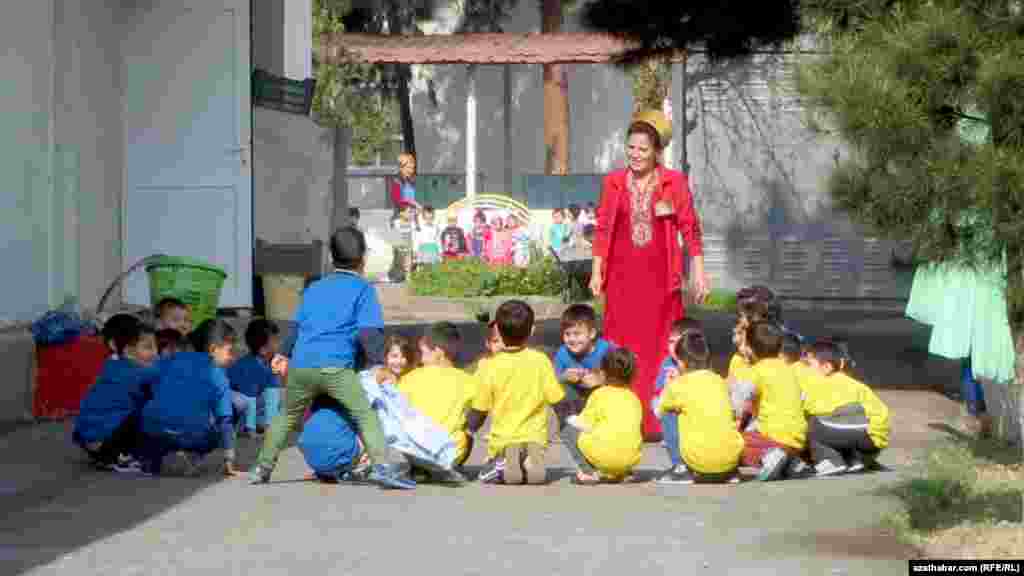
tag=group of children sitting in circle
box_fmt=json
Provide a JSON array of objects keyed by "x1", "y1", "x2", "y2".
[{"x1": 72, "y1": 226, "x2": 890, "y2": 489}]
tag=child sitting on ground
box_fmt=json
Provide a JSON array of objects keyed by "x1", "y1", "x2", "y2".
[
  {"x1": 227, "y1": 319, "x2": 282, "y2": 437},
  {"x1": 654, "y1": 331, "x2": 744, "y2": 484},
  {"x1": 74, "y1": 317, "x2": 157, "y2": 472},
  {"x1": 250, "y1": 226, "x2": 414, "y2": 489},
  {"x1": 553, "y1": 304, "x2": 613, "y2": 417},
  {"x1": 738, "y1": 321, "x2": 809, "y2": 481},
  {"x1": 102, "y1": 313, "x2": 142, "y2": 358},
  {"x1": 399, "y1": 322, "x2": 478, "y2": 474},
  {"x1": 155, "y1": 297, "x2": 192, "y2": 337},
  {"x1": 138, "y1": 319, "x2": 239, "y2": 477},
  {"x1": 469, "y1": 300, "x2": 565, "y2": 485},
  {"x1": 565, "y1": 347, "x2": 644, "y2": 485},
  {"x1": 298, "y1": 395, "x2": 369, "y2": 483},
  {"x1": 377, "y1": 334, "x2": 418, "y2": 385},
  {"x1": 652, "y1": 317, "x2": 703, "y2": 483},
  {"x1": 729, "y1": 288, "x2": 778, "y2": 432},
  {"x1": 156, "y1": 328, "x2": 189, "y2": 358},
  {"x1": 802, "y1": 339, "x2": 890, "y2": 476}
]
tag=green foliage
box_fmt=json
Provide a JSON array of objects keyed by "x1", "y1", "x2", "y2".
[
  {"x1": 408, "y1": 256, "x2": 564, "y2": 298},
  {"x1": 695, "y1": 288, "x2": 738, "y2": 313},
  {"x1": 630, "y1": 58, "x2": 671, "y2": 113},
  {"x1": 796, "y1": 0, "x2": 1024, "y2": 332}
]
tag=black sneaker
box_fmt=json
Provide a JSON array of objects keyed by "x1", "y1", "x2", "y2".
[
  {"x1": 655, "y1": 465, "x2": 694, "y2": 485},
  {"x1": 367, "y1": 464, "x2": 416, "y2": 490},
  {"x1": 785, "y1": 458, "x2": 815, "y2": 480},
  {"x1": 757, "y1": 448, "x2": 790, "y2": 482}
]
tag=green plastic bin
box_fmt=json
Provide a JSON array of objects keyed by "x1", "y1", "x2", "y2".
[{"x1": 145, "y1": 256, "x2": 227, "y2": 327}]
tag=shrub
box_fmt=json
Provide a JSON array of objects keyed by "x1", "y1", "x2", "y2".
[{"x1": 409, "y1": 256, "x2": 563, "y2": 298}]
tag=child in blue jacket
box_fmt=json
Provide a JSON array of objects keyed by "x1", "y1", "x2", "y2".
[
  {"x1": 227, "y1": 318, "x2": 281, "y2": 436},
  {"x1": 73, "y1": 317, "x2": 158, "y2": 471},
  {"x1": 138, "y1": 319, "x2": 239, "y2": 477},
  {"x1": 298, "y1": 395, "x2": 367, "y2": 482}
]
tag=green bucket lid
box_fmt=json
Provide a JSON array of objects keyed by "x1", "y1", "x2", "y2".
[{"x1": 145, "y1": 255, "x2": 227, "y2": 278}]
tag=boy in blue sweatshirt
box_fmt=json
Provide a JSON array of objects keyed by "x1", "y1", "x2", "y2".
[
  {"x1": 138, "y1": 319, "x2": 239, "y2": 477},
  {"x1": 74, "y1": 317, "x2": 158, "y2": 471},
  {"x1": 227, "y1": 318, "x2": 281, "y2": 437},
  {"x1": 297, "y1": 395, "x2": 367, "y2": 482},
  {"x1": 249, "y1": 226, "x2": 414, "y2": 489}
]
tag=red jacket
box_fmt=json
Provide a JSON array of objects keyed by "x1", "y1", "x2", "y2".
[{"x1": 592, "y1": 165, "x2": 703, "y2": 295}]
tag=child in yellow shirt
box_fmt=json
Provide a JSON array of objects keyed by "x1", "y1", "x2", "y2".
[
  {"x1": 469, "y1": 300, "x2": 564, "y2": 484},
  {"x1": 564, "y1": 347, "x2": 644, "y2": 485},
  {"x1": 655, "y1": 331, "x2": 744, "y2": 484},
  {"x1": 739, "y1": 321, "x2": 808, "y2": 481},
  {"x1": 399, "y1": 322, "x2": 478, "y2": 478},
  {"x1": 803, "y1": 339, "x2": 890, "y2": 476}
]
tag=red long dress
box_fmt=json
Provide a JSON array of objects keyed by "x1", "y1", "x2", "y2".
[{"x1": 595, "y1": 166, "x2": 703, "y2": 439}]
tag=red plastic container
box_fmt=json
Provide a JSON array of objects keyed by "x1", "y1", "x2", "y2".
[{"x1": 34, "y1": 335, "x2": 109, "y2": 419}]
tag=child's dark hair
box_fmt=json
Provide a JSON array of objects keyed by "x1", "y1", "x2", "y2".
[
  {"x1": 780, "y1": 330, "x2": 802, "y2": 363},
  {"x1": 329, "y1": 225, "x2": 367, "y2": 271},
  {"x1": 348, "y1": 207, "x2": 361, "y2": 221},
  {"x1": 385, "y1": 333, "x2": 419, "y2": 369},
  {"x1": 673, "y1": 331, "x2": 711, "y2": 371},
  {"x1": 600, "y1": 347, "x2": 636, "y2": 386},
  {"x1": 737, "y1": 285, "x2": 780, "y2": 324},
  {"x1": 810, "y1": 337, "x2": 855, "y2": 373},
  {"x1": 567, "y1": 204, "x2": 581, "y2": 219},
  {"x1": 670, "y1": 317, "x2": 703, "y2": 336},
  {"x1": 102, "y1": 313, "x2": 140, "y2": 350},
  {"x1": 189, "y1": 319, "x2": 237, "y2": 355},
  {"x1": 422, "y1": 321, "x2": 461, "y2": 362},
  {"x1": 473, "y1": 209, "x2": 487, "y2": 223},
  {"x1": 560, "y1": 303, "x2": 597, "y2": 334},
  {"x1": 422, "y1": 204, "x2": 435, "y2": 215},
  {"x1": 156, "y1": 297, "x2": 187, "y2": 318},
  {"x1": 244, "y1": 318, "x2": 280, "y2": 355},
  {"x1": 495, "y1": 299, "x2": 534, "y2": 347},
  {"x1": 746, "y1": 321, "x2": 784, "y2": 361},
  {"x1": 107, "y1": 316, "x2": 148, "y2": 356},
  {"x1": 156, "y1": 328, "x2": 189, "y2": 355}
]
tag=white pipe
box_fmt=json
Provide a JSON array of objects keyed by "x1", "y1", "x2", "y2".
[{"x1": 466, "y1": 64, "x2": 477, "y2": 198}]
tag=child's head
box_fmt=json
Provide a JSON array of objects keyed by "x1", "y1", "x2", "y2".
[
  {"x1": 585, "y1": 202, "x2": 596, "y2": 215},
  {"x1": 398, "y1": 152, "x2": 416, "y2": 180},
  {"x1": 385, "y1": 334, "x2": 418, "y2": 377},
  {"x1": 673, "y1": 330, "x2": 711, "y2": 371},
  {"x1": 560, "y1": 304, "x2": 598, "y2": 355},
  {"x1": 807, "y1": 338, "x2": 854, "y2": 376},
  {"x1": 245, "y1": 318, "x2": 280, "y2": 360},
  {"x1": 552, "y1": 208, "x2": 564, "y2": 224},
  {"x1": 745, "y1": 321, "x2": 784, "y2": 362},
  {"x1": 348, "y1": 207, "x2": 361, "y2": 225},
  {"x1": 485, "y1": 320, "x2": 504, "y2": 355},
  {"x1": 494, "y1": 299, "x2": 534, "y2": 348},
  {"x1": 596, "y1": 347, "x2": 636, "y2": 387},
  {"x1": 668, "y1": 317, "x2": 703, "y2": 361},
  {"x1": 567, "y1": 204, "x2": 581, "y2": 221},
  {"x1": 506, "y1": 214, "x2": 520, "y2": 229},
  {"x1": 189, "y1": 319, "x2": 238, "y2": 367},
  {"x1": 156, "y1": 297, "x2": 191, "y2": 336},
  {"x1": 492, "y1": 215, "x2": 504, "y2": 230},
  {"x1": 421, "y1": 205, "x2": 435, "y2": 225},
  {"x1": 330, "y1": 225, "x2": 368, "y2": 272},
  {"x1": 780, "y1": 330, "x2": 802, "y2": 364},
  {"x1": 156, "y1": 328, "x2": 189, "y2": 358},
  {"x1": 111, "y1": 319, "x2": 157, "y2": 367},
  {"x1": 419, "y1": 321, "x2": 460, "y2": 366},
  {"x1": 474, "y1": 210, "x2": 487, "y2": 226},
  {"x1": 102, "y1": 313, "x2": 141, "y2": 356}
]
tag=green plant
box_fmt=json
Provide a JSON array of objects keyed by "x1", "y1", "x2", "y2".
[
  {"x1": 408, "y1": 256, "x2": 564, "y2": 298},
  {"x1": 693, "y1": 288, "x2": 738, "y2": 313}
]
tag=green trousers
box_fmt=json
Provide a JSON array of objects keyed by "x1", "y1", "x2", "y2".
[{"x1": 257, "y1": 367, "x2": 389, "y2": 470}]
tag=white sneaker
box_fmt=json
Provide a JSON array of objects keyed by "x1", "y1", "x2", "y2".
[
  {"x1": 845, "y1": 458, "x2": 865, "y2": 474},
  {"x1": 757, "y1": 448, "x2": 790, "y2": 482},
  {"x1": 814, "y1": 459, "x2": 847, "y2": 477}
]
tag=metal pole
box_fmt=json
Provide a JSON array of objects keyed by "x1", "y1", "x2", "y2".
[{"x1": 466, "y1": 64, "x2": 477, "y2": 198}]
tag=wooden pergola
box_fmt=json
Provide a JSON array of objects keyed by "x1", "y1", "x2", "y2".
[{"x1": 321, "y1": 32, "x2": 686, "y2": 197}]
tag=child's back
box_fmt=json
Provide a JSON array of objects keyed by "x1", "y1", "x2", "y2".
[
  {"x1": 298, "y1": 396, "x2": 362, "y2": 477},
  {"x1": 399, "y1": 365, "x2": 478, "y2": 458},
  {"x1": 803, "y1": 371, "x2": 890, "y2": 449},
  {"x1": 290, "y1": 273, "x2": 382, "y2": 369},
  {"x1": 227, "y1": 354, "x2": 276, "y2": 398},
  {"x1": 473, "y1": 348, "x2": 563, "y2": 456},
  {"x1": 74, "y1": 358, "x2": 156, "y2": 444},
  {"x1": 750, "y1": 357, "x2": 807, "y2": 450},
  {"x1": 142, "y1": 352, "x2": 232, "y2": 441},
  {"x1": 660, "y1": 369, "x2": 744, "y2": 474},
  {"x1": 575, "y1": 385, "x2": 643, "y2": 478}
]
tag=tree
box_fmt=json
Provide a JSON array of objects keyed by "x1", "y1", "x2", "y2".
[{"x1": 796, "y1": 0, "x2": 1024, "y2": 439}]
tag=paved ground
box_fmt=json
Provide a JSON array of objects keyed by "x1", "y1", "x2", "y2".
[{"x1": 0, "y1": 306, "x2": 973, "y2": 576}]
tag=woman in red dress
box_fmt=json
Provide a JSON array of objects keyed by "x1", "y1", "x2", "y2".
[{"x1": 590, "y1": 110, "x2": 710, "y2": 440}]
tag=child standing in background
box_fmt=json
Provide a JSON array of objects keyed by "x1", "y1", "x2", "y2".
[
  {"x1": 414, "y1": 205, "x2": 442, "y2": 266},
  {"x1": 469, "y1": 210, "x2": 492, "y2": 259},
  {"x1": 548, "y1": 209, "x2": 568, "y2": 255},
  {"x1": 565, "y1": 347, "x2": 644, "y2": 485},
  {"x1": 507, "y1": 214, "x2": 532, "y2": 267}
]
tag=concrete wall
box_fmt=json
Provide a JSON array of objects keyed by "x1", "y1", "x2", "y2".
[{"x1": 253, "y1": 106, "x2": 335, "y2": 270}]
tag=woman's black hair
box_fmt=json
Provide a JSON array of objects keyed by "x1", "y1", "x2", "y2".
[
  {"x1": 330, "y1": 225, "x2": 368, "y2": 271},
  {"x1": 673, "y1": 331, "x2": 711, "y2": 371},
  {"x1": 600, "y1": 347, "x2": 636, "y2": 386},
  {"x1": 189, "y1": 318, "x2": 237, "y2": 355}
]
